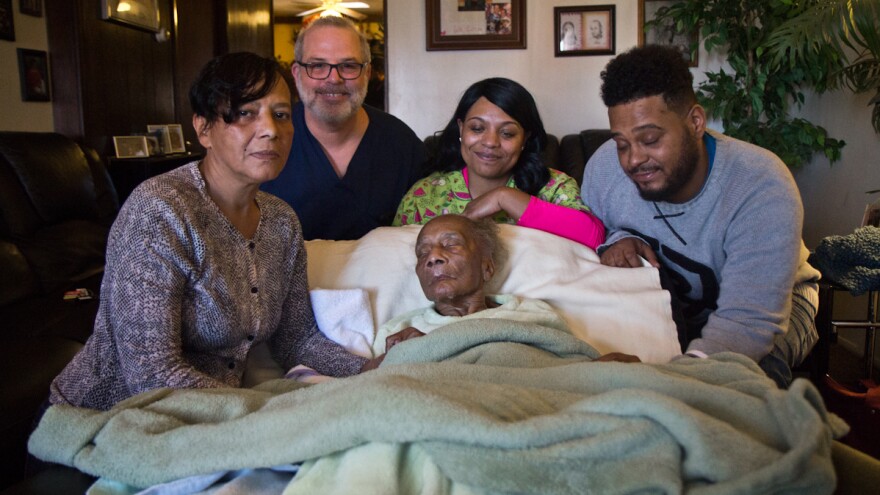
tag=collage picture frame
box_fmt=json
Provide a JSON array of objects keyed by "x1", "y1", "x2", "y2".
[{"x1": 426, "y1": 0, "x2": 526, "y2": 51}]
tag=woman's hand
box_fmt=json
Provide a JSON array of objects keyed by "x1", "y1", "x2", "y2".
[{"x1": 463, "y1": 187, "x2": 530, "y2": 221}]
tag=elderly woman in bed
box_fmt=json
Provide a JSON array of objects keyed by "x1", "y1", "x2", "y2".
[
  {"x1": 374, "y1": 214, "x2": 638, "y2": 363},
  {"x1": 392, "y1": 77, "x2": 605, "y2": 249},
  {"x1": 48, "y1": 52, "x2": 386, "y2": 412}
]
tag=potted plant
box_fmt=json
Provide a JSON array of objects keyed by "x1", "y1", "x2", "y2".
[
  {"x1": 648, "y1": 0, "x2": 848, "y2": 168},
  {"x1": 764, "y1": 0, "x2": 879, "y2": 134}
]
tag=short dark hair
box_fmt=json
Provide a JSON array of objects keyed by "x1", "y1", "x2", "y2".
[
  {"x1": 189, "y1": 52, "x2": 288, "y2": 126},
  {"x1": 433, "y1": 77, "x2": 549, "y2": 196},
  {"x1": 600, "y1": 44, "x2": 696, "y2": 113}
]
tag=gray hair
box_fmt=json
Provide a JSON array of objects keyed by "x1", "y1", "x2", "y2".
[
  {"x1": 294, "y1": 16, "x2": 371, "y2": 63},
  {"x1": 469, "y1": 218, "x2": 505, "y2": 270}
]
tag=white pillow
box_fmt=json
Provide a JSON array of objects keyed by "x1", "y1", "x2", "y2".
[{"x1": 306, "y1": 225, "x2": 680, "y2": 363}]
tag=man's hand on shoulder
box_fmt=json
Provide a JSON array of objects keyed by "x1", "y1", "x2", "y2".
[{"x1": 599, "y1": 237, "x2": 660, "y2": 268}]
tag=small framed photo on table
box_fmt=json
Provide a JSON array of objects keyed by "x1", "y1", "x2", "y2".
[
  {"x1": 554, "y1": 5, "x2": 615, "y2": 57},
  {"x1": 146, "y1": 124, "x2": 172, "y2": 155},
  {"x1": 166, "y1": 124, "x2": 186, "y2": 153},
  {"x1": 113, "y1": 136, "x2": 150, "y2": 159}
]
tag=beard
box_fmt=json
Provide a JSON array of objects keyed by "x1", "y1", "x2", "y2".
[
  {"x1": 296, "y1": 79, "x2": 367, "y2": 126},
  {"x1": 637, "y1": 131, "x2": 700, "y2": 202}
]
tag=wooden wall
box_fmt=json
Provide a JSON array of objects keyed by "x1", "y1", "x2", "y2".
[{"x1": 44, "y1": 0, "x2": 273, "y2": 157}]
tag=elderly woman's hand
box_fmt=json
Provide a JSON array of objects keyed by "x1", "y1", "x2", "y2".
[
  {"x1": 361, "y1": 327, "x2": 426, "y2": 373},
  {"x1": 463, "y1": 187, "x2": 530, "y2": 221},
  {"x1": 386, "y1": 326, "x2": 426, "y2": 351},
  {"x1": 595, "y1": 352, "x2": 642, "y2": 363}
]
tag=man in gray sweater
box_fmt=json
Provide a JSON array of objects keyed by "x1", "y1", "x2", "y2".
[{"x1": 582, "y1": 45, "x2": 820, "y2": 387}]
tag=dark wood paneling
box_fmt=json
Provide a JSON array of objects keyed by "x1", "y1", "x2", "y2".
[
  {"x1": 45, "y1": 0, "x2": 84, "y2": 142},
  {"x1": 44, "y1": 0, "x2": 271, "y2": 158},
  {"x1": 220, "y1": 0, "x2": 273, "y2": 56},
  {"x1": 174, "y1": 0, "x2": 218, "y2": 151}
]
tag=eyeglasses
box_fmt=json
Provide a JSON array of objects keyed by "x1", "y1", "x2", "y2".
[{"x1": 295, "y1": 61, "x2": 368, "y2": 80}]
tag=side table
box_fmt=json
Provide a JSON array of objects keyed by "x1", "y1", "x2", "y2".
[{"x1": 108, "y1": 152, "x2": 204, "y2": 204}]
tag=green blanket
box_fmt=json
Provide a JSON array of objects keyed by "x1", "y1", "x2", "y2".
[{"x1": 30, "y1": 319, "x2": 847, "y2": 494}]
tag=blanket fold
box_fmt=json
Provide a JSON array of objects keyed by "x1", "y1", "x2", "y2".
[{"x1": 30, "y1": 320, "x2": 847, "y2": 494}]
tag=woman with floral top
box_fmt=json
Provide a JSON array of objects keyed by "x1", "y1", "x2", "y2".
[{"x1": 393, "y1": 77, "x2": 605, "y2": 249}]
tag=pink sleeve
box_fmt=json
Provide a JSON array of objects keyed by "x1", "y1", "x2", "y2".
[{"x1": 517, "y1": 196, "x2": 606, "y2": 249}]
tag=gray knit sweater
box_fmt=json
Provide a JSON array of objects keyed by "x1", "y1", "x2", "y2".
[
  {"x1": 50, "y1": 162, "x2": 366, "y2": 410},
  {"x1": 582, "y1": 130, "x2": 819, "y2": 360}
]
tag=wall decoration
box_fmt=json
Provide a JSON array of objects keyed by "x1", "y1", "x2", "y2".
[
  {"x1": 17, "y1": 48, "x2": 50, "y2": 101},
  {"x1": 426, "y1": 0, "x2": 526, "y2": 51},
  {"x1": 101, "y1": 0, "x2": 160, "y2": 33},
  {"x1": 113, "y1": 136, "x2": 150, "y2": 158},
  {"x1": 0, "y1": 0, "x2": 15, "y2": 41},
  {"x1": 20, "y1": 0, "x2": 41, "y2": 17},
  {"x1": 638, "y1": 0, "x2": 698, "y2": 67},
  {"x1": 554, "y1": 5, "x2": 615, "y2": 57}
]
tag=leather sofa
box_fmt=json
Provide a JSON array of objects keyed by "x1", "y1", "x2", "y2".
[{"x1": 0, "y1": 132, "x2": 118, "y2": 490}]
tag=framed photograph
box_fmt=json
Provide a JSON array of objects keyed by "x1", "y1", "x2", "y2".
[
  {"x1": 638, "y1": 0, "x2": 699, "y2": 67},
  {"x1": 113, "y1": 136, "x2": 150, "y2": 159},
  {"x1": 146, "y1": 124, "x2": 171, "y2": 155},
  {"x1": 166, "y1": 124, "x2": 186, "y2": 153},
  {"x1": 19, "y1": 0, "x2": 41, "y2": 17},
  {"x1": 101, "y1": 0, "x2": 160, "y2": 33},
  {"x1": 426, "y1": 0, "x2": 526, "y2": 51},
  {"x1": 0, "y1": 0, "x2": 15, "y2": 41},
  {"x1": 17, "y1": 49, "x2": 50, "y2": 101},
  {"x1": 554, "y1": 5, "x2": 615, "y2": 57}
]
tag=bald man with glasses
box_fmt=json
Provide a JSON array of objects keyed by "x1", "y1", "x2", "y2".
[{"x1": 262, "y1": 16, "x2": 426, "y2": 240}]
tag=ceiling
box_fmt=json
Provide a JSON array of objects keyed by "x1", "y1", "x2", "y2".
[{"x1": 273, "y1": 1, "x2": 385, "y2": 21}]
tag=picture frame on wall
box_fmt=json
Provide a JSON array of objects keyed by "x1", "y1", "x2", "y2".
[
  {"x1": 19, "y1": 0, "x2": 42, "y2": 17},
  {"x1": 17, "y1": 48, "x2": 50, "y2": 102},
  {"x1": 638, "y1": 0, "x2": 699, "y2": 67},
  {"x1": 0, "y1": 0, "x2": 15, "y2": 42},
  {"x1": 101, "y1": 0, "x2": 160, "y2": 33},
  {"x1": 426, "y1": 0, "x2": 526, "y2": 51},
  {"x1": 554, "y1": 5, "x2": 616, "y2": 57},
  {"x1": 113, "y1": 136, "x2": 150, "y2": 159}
]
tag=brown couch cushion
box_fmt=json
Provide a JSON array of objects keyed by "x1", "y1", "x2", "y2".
[
  {"x1": 16, "y1": 220, "x2": 108, "y2": 293},
  {"x1": 0, "y1": 133, "x2": 101, "y2": 237}
]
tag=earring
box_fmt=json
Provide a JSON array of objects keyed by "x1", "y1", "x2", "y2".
[{"x1": 459, "y1": 137, "x2": 462, "y2": 142}]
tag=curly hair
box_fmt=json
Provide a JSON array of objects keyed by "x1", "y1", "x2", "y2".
[
  {"x1": 600, "y1": 44, "x2": 696, "y2": 113},
  {"x1": 433, "y1": 78, "x2": 549, "y2": 196},
  {"x1": 189, "y1": 52, "x2": 288, "y2": 127}
]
